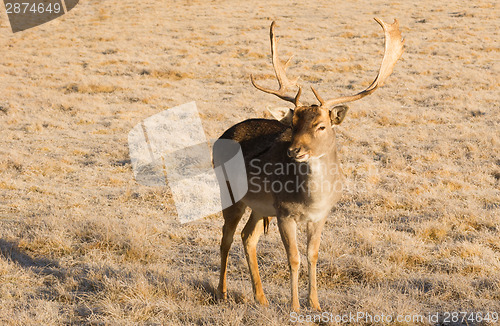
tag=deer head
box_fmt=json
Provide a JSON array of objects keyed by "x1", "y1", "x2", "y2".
[{"x1": 251, "y1": 19, "x2": 404, "y2": 162}]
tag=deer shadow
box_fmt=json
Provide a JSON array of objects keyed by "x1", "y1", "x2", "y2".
[
  {"x1": 0, "y1": 237, "x2": 245, "y2": 314},
  {"x1": 0, "y1": 238, "x2": 65, "y2": 279}
]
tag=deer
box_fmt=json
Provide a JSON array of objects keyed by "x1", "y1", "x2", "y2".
[{"x1": 213, "y1": 18, "x2": 404, "y2": 312}]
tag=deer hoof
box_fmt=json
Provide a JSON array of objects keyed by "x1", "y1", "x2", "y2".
[
  {"x1": 309, "y1": 301, "x2": 322, "y2": 312},
  {"x1": 255, "y1": 294, "x2": 269, "y2": 307},
  {"x1": 216, "y1": 290, "x2": 227, "y2": 301}
]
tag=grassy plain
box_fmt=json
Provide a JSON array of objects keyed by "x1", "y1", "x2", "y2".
[{"x1": 0, "y1": 0, "x2": 498, "y2": 324}]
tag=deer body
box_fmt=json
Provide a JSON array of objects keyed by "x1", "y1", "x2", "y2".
[
  {"x1": 215, "y1": 19, "x2": 404, "y2": 311},
  {"x1": 221, "y1": 115, "x2": 343, "y2": 221}
]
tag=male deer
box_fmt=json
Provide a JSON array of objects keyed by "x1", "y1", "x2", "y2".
[{"x1": 214, "y1": 18, "x2": 404, "y2": 312}]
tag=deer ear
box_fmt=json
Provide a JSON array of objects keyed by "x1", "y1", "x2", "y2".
[
  {"x1": 329, "y1": 105, "x2": 349, "y2": 125},
  {"x1": 267, "y1": 107, "x2": 294, "y2": 126}
]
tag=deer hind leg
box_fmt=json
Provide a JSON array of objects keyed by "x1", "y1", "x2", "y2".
[
  {"x1": 277, "y1": 216, "x2": 300, "y2": 312},
  {"x1": 217, "y1": 202, "x2": 246, "y2": 301},
  {"x1": 241, "y1": 211, "x2": 270, "y2": 306},
  {"x1": 306, "y1": 217, "x2": 327, "y2": 311}
]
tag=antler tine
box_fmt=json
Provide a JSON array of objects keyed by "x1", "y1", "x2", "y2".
[
  {"x1": 250, "y1": 21, "x2": 302, "y2": 106},
  {"x1": 313, "y1": 18, "x2": 405, "y2": 108}
]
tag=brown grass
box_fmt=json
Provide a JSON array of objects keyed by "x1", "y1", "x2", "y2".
[{"x1": 0, "y1": 0, "x2": 498, "y2": 324}]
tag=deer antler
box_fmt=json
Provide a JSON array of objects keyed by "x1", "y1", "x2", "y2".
[
  {"x1": 311, "y1": 18, "x2": 404, "y2": 108},
  {"x1": 251, "y1": 21, "x2": 302, "y2": 107}
]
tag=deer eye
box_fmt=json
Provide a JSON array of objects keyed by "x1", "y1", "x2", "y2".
[{"x1": 316, "y1": 125, "x2": 326, "y2": 131}]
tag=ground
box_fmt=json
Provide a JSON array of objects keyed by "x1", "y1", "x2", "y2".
[{"x1": 0, "y1": 0, "x2": 498, "y2": 325}]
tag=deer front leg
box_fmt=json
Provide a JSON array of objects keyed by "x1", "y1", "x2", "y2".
[
  {"x1": 241, "y1": 212, "x2": 269, "y2": 306},
  {"x1": 277, "y1": 216, "x2": 300, "y2": 312},
  {"x1": 307, "y1": 217, "x2": 327, "y2": 311}
]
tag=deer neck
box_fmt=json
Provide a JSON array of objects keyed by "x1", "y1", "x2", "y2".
[
  {"x1": 302, "y1": 146, "x2": 340, "y2": 202},
  {"x1": 308, "y1": 143, "x2": 338, "y2": 173}
]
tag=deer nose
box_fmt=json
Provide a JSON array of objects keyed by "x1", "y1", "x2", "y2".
[{"x1": 287, "y1": 147, "x2": 300, "y2": 157}]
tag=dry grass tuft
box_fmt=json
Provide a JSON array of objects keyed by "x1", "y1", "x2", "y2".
[{"x1": 0, "y1": 0, "x2": 498, "y2": 324}]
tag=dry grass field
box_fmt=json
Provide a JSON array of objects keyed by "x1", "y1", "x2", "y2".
[{"x1": 0, "y1": 0, "x2": 499, "y2": 324}]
